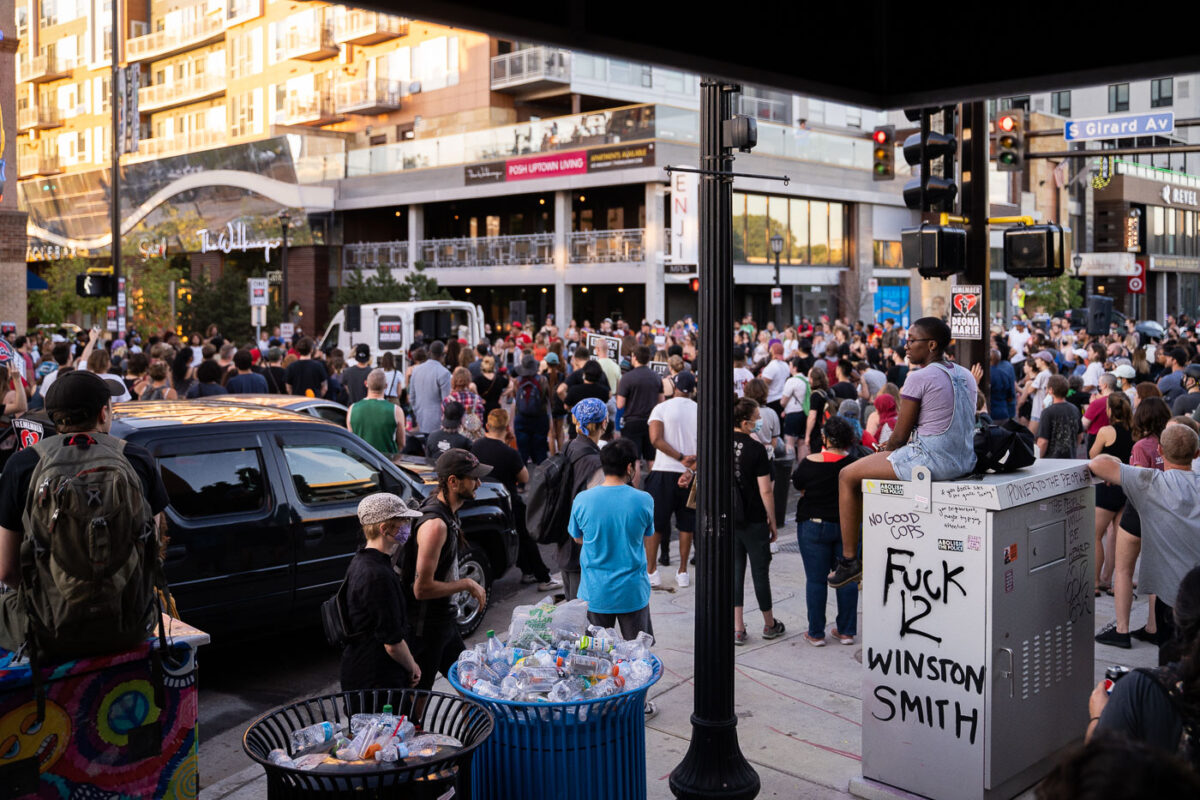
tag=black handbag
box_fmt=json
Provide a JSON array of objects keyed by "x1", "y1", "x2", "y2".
[
  {"x1": 320, "y1": 578, "x2": 363, "y2": 647},
  {"x1": 973, "y1": 419, "x2": 1037, "y2": 475}
]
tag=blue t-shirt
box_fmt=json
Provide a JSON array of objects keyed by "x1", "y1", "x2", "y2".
[
  {"x1": 570, "y1": 484, "x2": 654, "y2": 614},
  {"x1": 226, "y1": 372, "x2": 269, "y2": 394}
]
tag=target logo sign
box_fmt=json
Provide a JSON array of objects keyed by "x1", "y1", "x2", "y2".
[{"x1": 1127, "y1": 258, "x2": 1146, "y2": 294}]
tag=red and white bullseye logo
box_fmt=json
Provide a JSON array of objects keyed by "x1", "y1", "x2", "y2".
[{"x1": 1127, "y1": 276, "x2": 1144, "y2": 293}]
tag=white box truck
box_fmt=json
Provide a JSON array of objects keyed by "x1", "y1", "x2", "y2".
[{"x1": 319, "y1": 300, "x2": 487, "y2": 369}]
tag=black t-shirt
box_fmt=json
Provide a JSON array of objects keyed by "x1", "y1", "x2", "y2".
[
  {"x1": 0, "y1": 435, "x2": 170, "y2": 531},
  {"x1": 792, "y1": 452, "x2": 859, "y2": 521},
  {"x1": 793, "y1": 355, "x2": 815, "y2": 376},
  {"x1": 1096, "y1": 667, "x2": 1184, "y2": 755},
  {"x1": 471, "y1": 437, "x2": 525, "y2": 495},
  {"x1": 807, "y1": 391, "x2": 831, "y2": 454},
  {"x1": 832, "y1": 381, "x2": 858, "y2": 401},
  {"x1": 341, "y1": 364, "x2": 373, "y2": 405},
  {"x1": 617, "y1": 366, "x2": 663, "y2": 422},
  {"x1": 1173, "y1": 392, "x2": 1200, "y2": 417},
  {"x1": 425, "y1": 429, "x2": 472, "y2": 458},
  {"x1": 263, "y1": 365, "x2": 288, "y2": 395},
  {"x1": 1037, "y1": 401, "x2": 1081, "y2": 458},
  {"x1": 886, "y1": 364, "x2": 909, "y2": 388},
  {"x1": 285, "y1": 359, "x2": 328, "y2": 397},
  {"x1": 185, "y1": 382, "x2": 228, "y2": 398},
  {"x1": 340, "y1": 547, "x2": 410, "y2": 691},
  {"x1": 732, "y1": 431, "x2": 771, "y2": 523},
  {"x1": 565, "y1": 367, "x2": 611, "y2": 395}
]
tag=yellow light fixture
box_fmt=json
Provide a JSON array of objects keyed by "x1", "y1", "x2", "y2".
[
  {"x1": 541, "y1": 287, "x2": 548, "y2": 293},
  {"x1": 578, "y1": 195, "x2": 586, "y2": 202},
  {"x1": 617, "y1": 286, "x2": 624, "y2": 293},
  {"x1": 394, "y1": 210, "x2": 401, "y2": 217},
  {"x1": 581, "y1": 287, "x2": 588, "y2": 293},
  {"x1": 465, "y1": 287, "x2": 471, "y2": 294},
  {"x1": 539, "y1": 198, "x2": 545, "y2": 205}
]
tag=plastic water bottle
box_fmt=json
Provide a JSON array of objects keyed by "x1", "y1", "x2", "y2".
[
  {"x1": 268, "y1": 748, "x2": 295, "y2": 767},
  {"x1": 612, "y1": 658, "x2": 654, "y2": 690},
  {"x1": 558, "y1": 654, "x2": 612, "y2": 677},
  {"x1": 524, "y1": 650, "x2": 557, "y2": 669},
  {"x1": 349, "y1": 704, "x2": 400, "y2": 737},
  {"x1": 485, "y1": 629, "x2": 504, "y2": 661},
  {"x1": 458, "y1": 662, "x2": 480, "y2": 689},
  {"x1": 515, "y1": 667, "x2": 561, "y2": 692},
  {"x1": 613, "y1": 632, "x2": 654, "y2": 661},
  {"x1": 547, "y1": 677, "x2": 590, "y2": 702},
  {"x1": 500, "y1": 674, "x2": 526, "y2": 701},
  {"x1": 577, "y1": 635, "x2": 615, "y2": 655},
  {"x1": 289, "y1": 721, "x2": 341, "y2": 755},
  {"x1": 392, "y1": 715, "x2": 416, "y2": 742},
  {"x1": 582, "y1": 676, "x2": 625, "y2": 699},
  {"x1": 473, "y1": 680, "x2": 503, "y2": 699},
  {"x1": 498, "y1": 646, "x2": 531, "y2": 665},
  {"x1": 457, "y1": 649, "x2": 484, "y2": 668}
]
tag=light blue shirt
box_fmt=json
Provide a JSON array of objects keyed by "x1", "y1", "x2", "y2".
[{"x1": 570, "y1": 484, "x2": 654, "y2": 614}]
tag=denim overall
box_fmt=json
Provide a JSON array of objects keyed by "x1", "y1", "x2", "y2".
[{"x1": 888, "y1": 360, "x2": 978, "y2": 481}]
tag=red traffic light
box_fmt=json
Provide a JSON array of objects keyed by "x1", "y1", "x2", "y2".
[
  {"x1": 689, "y1": 277, "x2": 700, "y2": 292},
  {"x1": 999, "y1": 115, "x2": 1017, "y2": 133},
  {"x1": 873, "y1": 128, "x2": 889, "y2": 144}
]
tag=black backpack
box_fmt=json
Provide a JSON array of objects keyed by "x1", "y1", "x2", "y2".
[
  {"x1": 320, "y1": 576, "x2": 362, "y2": 648},
  {"x1": 525, "y1": 444, "x2": 593, "y2": 545},
  {"x1": 972, "y1": 419, "x2": 1036, "y2": 475}
]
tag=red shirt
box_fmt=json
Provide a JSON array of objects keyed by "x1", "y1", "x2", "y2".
[{"x1": 1084, "y1": 395, "x2": 1108, "y2": 435}]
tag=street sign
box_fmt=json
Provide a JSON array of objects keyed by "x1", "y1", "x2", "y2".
[
  {"x1": 867, "y1": 278, "x2": 879, "y2": 294},
  {"x1": 1127, "y1": 259, "x2": 1146, "y2": 294},
  {"x1": 106, "y1": 306, "x2": 118, "y2": 332},
  {"x1": 1065, "y1": 112, "x2": 1174, "y2": 142},
  {"x1": 123, "y1": 65, "x2": 140, "y2": 155},
  {"x1": 770, "y1": 287, "x2": 782, "y2": 305},
  {"x1": 248, "y1": 277, "x2": 269, "y2": 307},
  {"x1": 949, "y1": 284, "x2": 982, "y2": 340},
  {"x1": 266, "y1": 270, "x2": 283, "y2": 284},
  {"x1": 280, "y1": 323, "x2": 295, "y2": 340},
  {"x1": 1075, "y1": 252, "x2": 1139, "y2": 276}
]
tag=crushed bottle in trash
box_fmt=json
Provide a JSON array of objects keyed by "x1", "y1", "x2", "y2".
[
  {"x1": 289, "y1": 721, "x2": 343, "y2": 756},
  {"x1": 268, "y1": 749, "x2": 294, "y2": 767}
]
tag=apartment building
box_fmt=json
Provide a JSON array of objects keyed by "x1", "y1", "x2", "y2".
[{"x1": 17, "y1": 0, "x2": 918, "y2": 332}]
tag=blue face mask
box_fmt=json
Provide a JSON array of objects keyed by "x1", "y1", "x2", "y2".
[{"x1": 752, "y1": 418, "x2": 763, "y2": 434}]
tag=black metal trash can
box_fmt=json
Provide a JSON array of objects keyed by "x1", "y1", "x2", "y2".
[
  {"x1": 243, "y1": 688, "x2": 493, "y2": 799},
  {"x1": 773, "y1": 455, "x2": 794, "y2": 529}
]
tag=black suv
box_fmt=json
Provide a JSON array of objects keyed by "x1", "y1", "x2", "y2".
[{"x1": 108, "y1": 401, "x2": 517, "y2": 638}]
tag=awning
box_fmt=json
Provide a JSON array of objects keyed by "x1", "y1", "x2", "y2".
[{"x1": 27, "y1": 270, "x2": 48, "y2": 291}]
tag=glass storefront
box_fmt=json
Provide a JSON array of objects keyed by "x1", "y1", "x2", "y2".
[{"x1": 732, "y1": 191, "x2": 850, "y2": 267}]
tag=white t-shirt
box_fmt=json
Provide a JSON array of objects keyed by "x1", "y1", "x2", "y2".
[
  {"x1": 648, "y1": 397, "x2": 697, "y2": 474},
  {"x1": 782, "y1": 338, "x2": 799, "y2": 359},
  {"x1": 1082, "y1": 361, "x2": 1105, "y2": 390},
  {"x1": 761, "y1": 358, "x2": 790, "y2": 403},
  {"x1": 732, "y1": 367, "x2": 753, "y2": 397},
  {"x1": 782, "y1": 374, "x2": 810, "y2": 415},
  {"x1": 1031, "y1": 369, "x2": 1050, "y2": 420},
  {"x1": 1008, "y1": 329, "x2": 1031, "y2": 363}
]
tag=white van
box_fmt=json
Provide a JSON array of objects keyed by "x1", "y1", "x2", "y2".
[{"x1": 320, "y1": 300, "x2": 486, "y2": 369}]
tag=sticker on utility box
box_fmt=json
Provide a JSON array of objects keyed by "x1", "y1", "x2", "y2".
[{"x1": 1003, "y1": 543, "x2": 1018, "y2": 564}]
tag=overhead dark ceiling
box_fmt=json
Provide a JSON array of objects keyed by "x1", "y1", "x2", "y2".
[{"x1": 375, "y1": 1, "x2": 1200, "y2": 108}]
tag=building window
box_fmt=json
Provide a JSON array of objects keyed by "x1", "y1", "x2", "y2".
[
  {"x1": 1052, "y1": 91, "x2": 1071, "y2": 117},
  {"x1": 1000, "y1": 96, "x2": 1030, "y2": 112},
  {"x1": 1109, "y1": 83, "x2": 1130, "y2": 112},
  {"x1": 733, "y1": 192, "x2": 849, "y2": 267},
  {"x1": 1151, "y1": 78, "x2": 1173, "y2": 108},
  {"x1": 873, "y1": 241, "x2": 902, "y2": 268}
]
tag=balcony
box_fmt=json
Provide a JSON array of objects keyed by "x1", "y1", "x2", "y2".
[
  {"x1": 344, "y1": 240, "x2": 410, "y2": 271},
  {"x1": 282, "y1": 92, "x2": 341, "y2": 126},
  {"x1": 568, "y1": 229, "x2": 646, "y2": 263},
  {"x1": 127, "y1": 16, "x2": 225, "y2": 62},
  {"x1": 283, "y1": 27, "x2": 338, "y2": 61},
  {"x1": 490, "y1": 47, "x2": 571, "y2": 96},
  {"x1": 420, "y1": 234, "x2": 556, "y2": 268},
  {"x1": 138, "y1": 73, "x2": 226, "y2": 112},
  {"x1": 334, "y1": 78, "x2": 403, "y2": 115},
  {"x1": 18, "y1": 152, "x2": 62, "y2": 177},
  {"x1": 18, "y1": 53, "x2": 74, "y2": 84},
  {"x1": 333, "y1": 11, "x2": 408, "y2": 45},
  {"x1": 737, "y1": 95, "x2": 791, "y2": 125},
  {"x1": 133, "y1": 129, "x2": 228, "y2": 160},
  {"x1": 17, "y1": 106, "x2": 62, "y2": 131}
]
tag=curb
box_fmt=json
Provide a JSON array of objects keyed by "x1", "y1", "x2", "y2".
[{"x1": 200, "y1": 762, "x2": 264, "y2": 800}]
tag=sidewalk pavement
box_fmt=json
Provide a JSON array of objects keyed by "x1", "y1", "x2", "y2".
[{"x1": 202, "y1": 531, "x2": 1160, "y2": 800}]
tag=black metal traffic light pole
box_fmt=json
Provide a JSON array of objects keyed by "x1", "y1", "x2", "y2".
[
  {"x1": 960, "y1": 101, "x2": 990, "y2": 393},
  {"x1": 669, "y1": 78, "x2": 760, "y2": 800}
]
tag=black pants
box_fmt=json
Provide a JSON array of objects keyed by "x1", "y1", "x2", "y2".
[
  {"x1": 1157, "y1": 598, "x2": 1179, "y2": 666},
  {"x1": 410, "y1": 622, "x2": 465, "y2": 691},
  {"x1": 513, "y1": 498, "x2": 551, "y2": 582},
  {"x1": 733, "y1": 520, "x2": 774, "y2": 612}
]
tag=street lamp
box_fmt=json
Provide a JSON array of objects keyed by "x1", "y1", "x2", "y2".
[
  {"x1": 1073, "y1": 253, "x2": 1083, "y2": 276},
  {"x1": 770, "y1": 233, "x2": 784, "y2": 323},
  {"x1": 279, "y1": 210, "x2": 291, "y2": 324}
]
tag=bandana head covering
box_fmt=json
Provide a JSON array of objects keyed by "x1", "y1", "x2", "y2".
[{"x1": 572, "y1": 397, "x2": 608, "y2": 437}]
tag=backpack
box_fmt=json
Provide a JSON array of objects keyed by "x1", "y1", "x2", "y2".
[
  {"x1": 814, "y1": 389, "x2": 834, "y2": 426},
  {"x1": 525, "y1": 445, "x2": 591, "y2": 545},
  {"x1": 321, "y1": 573, "x2": 364, "y2": 648},
  {"x1": 972, "y1": 419, "x2": 1037, "y2": 475},
  {"x1": 18, "y1": 433, "x2": 165, "y2": 663},
  {"x1": 515, "y1": 375, "x2": 544, "y2": 417},
  {"x1": 1137, "y1": 665, "x2": 1200, "y2": 771}
]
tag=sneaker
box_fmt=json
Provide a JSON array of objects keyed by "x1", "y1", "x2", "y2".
[
  {"x1": 537, "y1": 576, "x2": 563, "y2": 592},
  {"x1": 520, "y1": 574, "x2": 537, "y2": 585},
  {"x1": 658, "y1": 550, "x2": 671, "y2": 567},
  {"x1": 644, "y1": 701, "x2": 658, "y2": 721},
  {"x1": 676, "y1": 570, "x2": 690, "y2": 588},
  {"x1": 648, "y1": 570, "x2": 662, "y2": 588},
  {"x1": 1130, "y1": 626, "x2": 1163, "y2": 644},
  {"x1": 827, "y1": 556, "x2": 862, "y2": 588},
  {"x1": 829, "y1": 627, "x2": 855, "y2": 645},
  {"x1": 802, "y1": 632, "x2": 826, "y2": 647},
  {"x1": 1095, "y1": 623, "x2": 1132, "y2": 649},
  {"x1": 763, "y1": 620, "x2": 786, "y2": 639},
  {"x1": 734, "y1": 629, "x2": 748, "y2": 646}
]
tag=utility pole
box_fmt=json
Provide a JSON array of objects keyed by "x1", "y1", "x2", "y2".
[
  {"x1": 959, "y1": 101, "x2": 990, "y2": 395},
  {"x1": 669, "y1": 79, "x2": 760, "y2": 800},
  {"x1": 110, "y1": 0, "x2": 121, "y2": 316}
]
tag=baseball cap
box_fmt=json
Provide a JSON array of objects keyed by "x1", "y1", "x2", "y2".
[
  {"x1": 357, "y1": 493, "x2": 421, "y2": 525},
  {"x1": 1185, "y1": 363, "x2": 1200, "y2": 381},
  {"x1": 442, "y1": 400, "x2": 464, "y2": 425},
  {"x1": 1108, "y1": 364, "x2": 1136, "y2": 379},
  {"x1": 44, "y1": 370, "x2": 126, "y2": 426},
  {"x1": 354, "y1": 343, "x2": 371, "y2": 363},
  {"x1": 673, "y1": 370, "x2": 697, "y2": 393},
  {"x1": 1033, "y1": 350, "x2": 1055, "y2": 364},
  {"x1": 545, "y1": 352, "x2": 560, "y2": 365},
  {"x1": 435, "y1": 448, "x2": 492, "y2": 480}
]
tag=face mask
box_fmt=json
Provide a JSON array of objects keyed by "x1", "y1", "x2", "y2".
[
  {"x1": 392, "y1": 522, "x2": 413, "y2": 548},
  {"x1": 752, "y1": 419, "x2": 763, "y2": 434}
]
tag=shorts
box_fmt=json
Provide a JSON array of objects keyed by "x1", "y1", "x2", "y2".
[
  {"x1": 1120, "y1": 504, "x2": 1141, "y2": 538},
  {"x1": 645, "y1": 470, "x2": 696, "y2": 533},
  {"x1": 1095, "y1": 482, "x2": 1126, "y2": 513},
  {"x1": 621, "y1": 418, "x2": 656, "y2": 461},
  {"x1": 782, "y1": 412, "x2": 806, "y2": 438}
]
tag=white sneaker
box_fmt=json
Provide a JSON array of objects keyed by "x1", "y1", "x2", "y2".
[
  {"x1": 676, "y1": 570, "x2": 690, "y2": 588},
  {"x1": 537, "y1": 576, "x2": 563, "y2": 592},
  {"x1": 648, "y1": 570, "x2": 662, "y2": 588}
]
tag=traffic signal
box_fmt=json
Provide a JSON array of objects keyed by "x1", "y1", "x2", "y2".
[
  {"x1": 872, "y1": 126, "x2": 895, "y2": 181},
  {"x1": 76, "y1": 273, "x2": 115, "y2": 297},
  {"x1": 902, "y1": 108, "x2": 958, "y2": 211},
  {"x1": 1004, "y1": 223, "x2": 1065, "y2": 278},
  {"x1": 995, "y1": 110, "x2": 1024, "y2": 172},
  {"x1": 689, "y1": 277, "x2": 699, "y2": 293},
  {"x1": 901, "y1": 223, "x2": 966, "y2": 278}
]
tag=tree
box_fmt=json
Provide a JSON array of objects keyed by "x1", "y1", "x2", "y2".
[
  {"x1": 179, "y1": 269, "x2": 282, "y2": 344},
  {"x1": 27, "y1": 257, "x2": 109, "y2": 326},
  {"x1": 1020, "y1": 274, "x2": 1083, "y2": 315},
  {"x1": 129, "y1": 257, "x2": 186, "y2": 336},
  {"x1": 330, "y1": 261, "x2": 450, "y2": 313}
]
